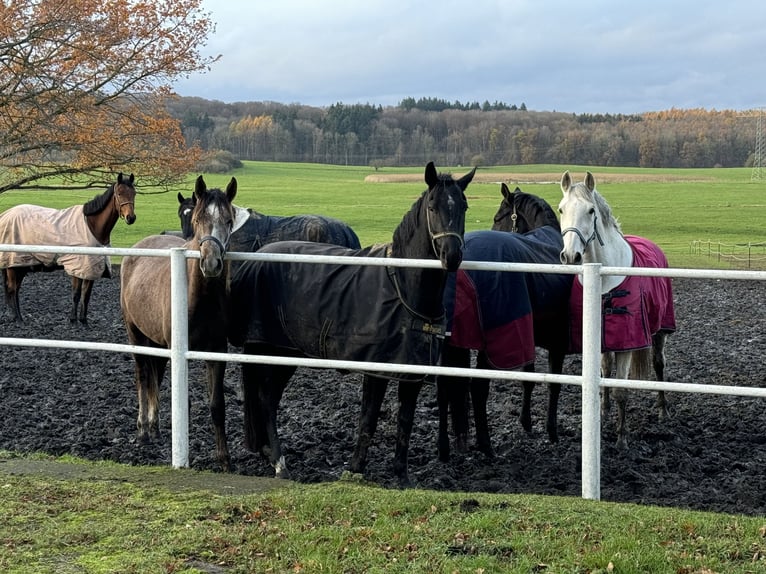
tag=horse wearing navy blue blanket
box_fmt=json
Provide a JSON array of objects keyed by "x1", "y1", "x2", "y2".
[
  {"x1": 173, "y1": 192, "x2": 361, "y2": 258},
  {"x1": 437, "y1": 185, "x2": 573, "y2": 461},
  {"x1": 228, "y1": 162, "x2": 473, "y2": 484}
]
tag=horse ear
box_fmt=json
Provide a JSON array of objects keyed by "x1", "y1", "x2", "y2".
[
  {"x1": 500, "y1": 182, "x2": 511, "y2": 199},
  {"x1": 117, "y1": 172, "x2": 124, "y2": 184},
  {"x1": 194, "y1": 175, "x2": 207, "y2": 199},
  {"x1": 177, "y1": 192, "x2": 185, "y2": 205},
  {"x1": 226, "y1": 177, "x2": 237, "y2": 202},
  {"x1": 457, "y1": 166, "x2": 476, "y2": 191},
  {"x1": 560, "y1": 171, "x2": 572, "y2": 195},
  {"x1": 584, "y1": 171, "x2": 595, "y2": 192},
  {"x1": 424, "y1": 162, "x2": 438, "y2": 188}
]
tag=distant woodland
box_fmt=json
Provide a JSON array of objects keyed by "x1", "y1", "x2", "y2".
[{"x1": 167, "y1": 96, "x2": 759, "y2": 170}]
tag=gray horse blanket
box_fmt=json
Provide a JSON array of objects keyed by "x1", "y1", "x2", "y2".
[
  {"x1": 0, "y1": 204, "x2": 111, "y2": 279},
  {"x1": 443, "y1": 227, "x2": 572, "y2": 369},
  {"x1": 229, "y1": 241, "x2": 444, "y2": 380},
  {"x1": 569, "y1": 235, "x2": 676, "y2": 352}
]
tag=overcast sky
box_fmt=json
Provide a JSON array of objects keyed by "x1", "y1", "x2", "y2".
[{"x1": 173, "y1": 0, "x2": 766, "y2": 114}]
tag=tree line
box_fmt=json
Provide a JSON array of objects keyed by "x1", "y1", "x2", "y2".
[{"x1": 171, "y1": 98, "x2": 758, "y2": 170}]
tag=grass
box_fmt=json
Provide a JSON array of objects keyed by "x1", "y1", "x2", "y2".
[
  {"x1": 1, "y1": 454, "x2": 765, "y2": 573},
  {"x1": 1, "y1": 161, "x2": 764, "y2": 268}
]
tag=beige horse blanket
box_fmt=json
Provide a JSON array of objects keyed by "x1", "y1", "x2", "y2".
[{"x1": 0, "y1": 204, "x2": 111, "y2": 279}]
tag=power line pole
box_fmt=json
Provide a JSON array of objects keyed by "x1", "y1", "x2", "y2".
[{"x1": 752, "y1": 108, "x2": 763, "y2": 181}]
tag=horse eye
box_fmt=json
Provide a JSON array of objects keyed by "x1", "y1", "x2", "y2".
[{"x1": 588, "y1": 208, "x2": 595, "y2": 214}]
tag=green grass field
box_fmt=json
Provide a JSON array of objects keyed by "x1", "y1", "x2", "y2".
[{"x1": 1, "y1": 161, "x2": 764, "y2": 268}]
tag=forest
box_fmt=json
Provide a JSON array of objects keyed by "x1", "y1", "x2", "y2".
[{"x1": 168, "y1": 96, "x2": 759, "y2": 170}]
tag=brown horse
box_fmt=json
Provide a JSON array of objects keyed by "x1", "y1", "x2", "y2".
[
  {"x1": 0, "y1": 173, "x2": 136, "y2": 323},
  {"x1": 120, "y1": 175, "x2": 236, "y2": 471}
]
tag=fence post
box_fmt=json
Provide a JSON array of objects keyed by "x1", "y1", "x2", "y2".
[
  {"x1": 581, "y1": 263, "x2": 602, "y2": 500},
  {"x1": 170, "y1": 248, "x2": 189, "y2": 468}
]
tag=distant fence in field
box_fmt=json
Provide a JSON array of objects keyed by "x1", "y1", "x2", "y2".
[{"x1": 690, "y1": 239, "x2": 766, "y2": 269}]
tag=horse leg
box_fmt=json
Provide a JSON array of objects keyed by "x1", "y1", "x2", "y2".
[
  {"x1": 78, "y1": 279, "x2": 94, "y2": 324},
  {"x1": 520, "y1": 364, "x2": 535, "y2": 433},
  {"x1": 436, "y1": 345, "x2": 471, "y2": 462},
  {"x1": 600, "y1": 351, "x2": 615, "y2": 417},
  {"x1": 205, "y1": 359, "x2": 231, "y2": 472},
  {"x1": 134, "y1": 354, "x2": 166, "y2": 443},
  {"x1": 471, "y1": 352, "x2": 493, "y2": 457},
  {"x1": 612, "y1": 352, "x2": 632, "y2": 450},
  {"x1": 349, "y1": 374, "x2": 389, "y2": 475},
  {"x1": 69, "y1": 276, "x2": 82, "y2": 323},
  {"x1": 652, "y1": 332, "x2": 669, "y2": 420},
  {"x1": 393, "y1": 380, "x2": 424, "y2": 486},
  {"x1": 253, "y1": 363, "x2": 293, "y2": 479},
  {"x1": 3, "y1": 268, "x2": 26, "y2": 322},
  {"x1": 545, "y1": 348, "x2": 566, "y2": 444}
]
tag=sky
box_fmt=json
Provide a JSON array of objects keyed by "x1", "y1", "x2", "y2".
[{"x1": 173, "y1": 0, "x2": 766, "y2": 115}]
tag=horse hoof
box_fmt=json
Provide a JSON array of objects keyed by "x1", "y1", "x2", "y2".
[{"x1": 273, "y1": 456, "x2": 290, "y2": 479}]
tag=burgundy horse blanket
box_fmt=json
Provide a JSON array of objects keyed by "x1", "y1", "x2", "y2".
[
  {"x1": 569, "y1": 235, "x2": 676, "y2": 352},
  {"x1": 0, "y1": 204, "x2": 111, "y2": 279},
  {"x1": 228, "y1": 240, "x2": 445, "y2": 381},
  {"x1": 443, "y1": 227, "x2": 573, "y2": 369}
]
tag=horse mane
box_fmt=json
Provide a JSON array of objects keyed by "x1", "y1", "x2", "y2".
[
  {"x1": 82, "y1": 185, "x2": 114, "y2": 216},
  {"x1": 514, "y1": 191, "x2": 561, "y2": 231},
  {"x1": 569, "y1": 181, "x2": 622, "y2": 233}
]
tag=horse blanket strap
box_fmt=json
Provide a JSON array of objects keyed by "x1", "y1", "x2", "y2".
[
  {"x1": 0, "y1": 204, "x2": 111, "y2": 280},
  {"x1": 443, "y1": 227, "x2": 572, "y2": 369},
  {"x1": 569, "y1": 235, "x2": 676, "y2": 353},
  {"x1": 229, "y1": 241, "x2": 445, "y2": 382}
]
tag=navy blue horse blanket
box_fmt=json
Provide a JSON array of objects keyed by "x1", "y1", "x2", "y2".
[
  {"x1": 444, "y1": 227, "x2": 572, "y2": 369},
  {"x1": 228, "y1": 241, "x2": 445, "y2": 380},
  {"x1": 569, "y1": 235, "x2": 676, "y2": 352}
]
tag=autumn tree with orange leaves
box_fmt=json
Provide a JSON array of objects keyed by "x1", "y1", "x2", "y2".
[{"x1": 0, "y1": 0, "x2": 218, "y2": 193}]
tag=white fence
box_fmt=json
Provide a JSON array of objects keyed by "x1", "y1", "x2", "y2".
[{"x1": 1, "y1": 242, "x2": 766, "y2": 501}]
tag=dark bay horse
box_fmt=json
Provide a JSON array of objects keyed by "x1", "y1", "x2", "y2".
[
  {"x1": 174, "y1": 191, "x2": 362, "y2": 257},
  {"x1": 437, "y1": 184, "x2": 572, "y2": 461},
  {"x1": 0, "y1": 173, "x2": 136, "y2": 323},
  {"x1": 228, "y1": 162, "x2": 473, "y2": 482},
  {"x1": 558, "y1": 171, "x2": 675, "y2": 450},
  {"x1": 120, "y1": 175, "x2": 236, "y2": 471}
]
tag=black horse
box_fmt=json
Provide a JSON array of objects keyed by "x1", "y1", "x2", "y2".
[
  {"x1": 437, "y1": 184, "x2": 573, "y2": 461},
  {"x1": 173, "y1": 192, "x2": 361, "y2": 257},
  {"x1": 228, "y1": 162, "x2": 473, "y2": 483}
]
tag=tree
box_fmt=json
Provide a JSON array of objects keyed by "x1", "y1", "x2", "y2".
[{"x1": 0, "y1": 0, "x2": 217, "y2": 193}]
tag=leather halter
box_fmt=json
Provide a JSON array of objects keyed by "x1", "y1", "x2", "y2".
[
  {"x1": 561, "y1": 212, "x2": 604, "y2": 249},
  {"x1": 113, "y1": 184, "x2": 135, "y2": 220},
  {"x1": 426, "y1": 195, "x2": 464, "y2": 257},
  {"x1": 198, "y1": 234, "x2": 228, "y2": 255}
]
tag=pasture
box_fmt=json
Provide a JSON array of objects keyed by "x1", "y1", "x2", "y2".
[
  {"x1": 1, "y1": 161, "x2": 765, "y2": 572},
  {"x1": 0, "y1": 161, "x2": 763, "y2": 268}
]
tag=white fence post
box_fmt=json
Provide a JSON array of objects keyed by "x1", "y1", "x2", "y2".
[
  {"x1": 170, "y1": 248, "x2": 189, "y2": 468},
  {"x1": 581, "y1": 262, "x2": 602, "y2": 500}
]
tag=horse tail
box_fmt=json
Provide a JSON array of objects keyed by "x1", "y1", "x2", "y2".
[{"x1": 629, "y1": 347, "x2": 653, "y2": 380}]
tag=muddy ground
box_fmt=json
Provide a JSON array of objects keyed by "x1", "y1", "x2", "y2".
[{"x1": 0, "y1": 268, "x2": 764, "y2": 516}]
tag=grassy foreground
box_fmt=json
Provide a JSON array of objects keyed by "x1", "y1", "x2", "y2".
[
  {"x1": 0, "y1": 161, "x2": 764, "y2": 268},
  {"x1": 1, "y1": 454, "x2": 765, "y2": 573}
]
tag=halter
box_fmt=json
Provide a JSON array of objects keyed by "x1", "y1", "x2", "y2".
[
  {"x1": 113, "y1": 185, "x2": 135, "y2": 220},
  {"x1": 509, "y1": 198, "x2": 519, "y2": 233},
  {"x1": 198, "y1": 234, "x2": 228, "y2": 255},
  {"x1": 561, "y1": 212, "x2": 604, "y2": 249},
  {"x1": 426, "y1": 196, "x2": 464, "y2": 257}
]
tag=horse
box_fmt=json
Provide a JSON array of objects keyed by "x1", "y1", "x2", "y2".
[
  {"x1": 120, "y1": 175, "x2": 236, "y2": 471},
  {"x1": 228, "y1": 162, "x2": 473, "y2": 483},
  {"x1": 0, "y1": 173, "x2": 137, "y2": 323},
  {"x1": 558, "y1": 171, "x2": 676, "y2": 450},
  {"x1": 173, "y1": 191, "x2": 362, "y2": 256},
  {"x1": 437, "y1": 184, "x2": 572, "y2": 461}
]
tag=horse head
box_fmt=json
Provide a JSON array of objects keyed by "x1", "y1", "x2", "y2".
[
  {"x1": 557, "y1": 171, "x2": 605, "y2": 265},
  {"x1": 423, "y1": 161, "x2": 472, "y2": 271},
  {"x1": 492, "y1": 183, "x2": 560, "y2": 234},
  {"x1": 191, "y1": 175, "x2": 237, "y2": 277},
  {"x1": 114, "y1": 173, "x2": 137, "y2": 225},
  {"x1": 177, "y1": 192, "x2": 196, "y2": 239}
]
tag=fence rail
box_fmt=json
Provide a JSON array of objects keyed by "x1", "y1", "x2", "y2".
[
  {"x1": 689, "y1": 239, "x2": 766, "y2": 268},
  {"x1": 1, "y1": 242, "x2": 765, "y2": 500}
]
